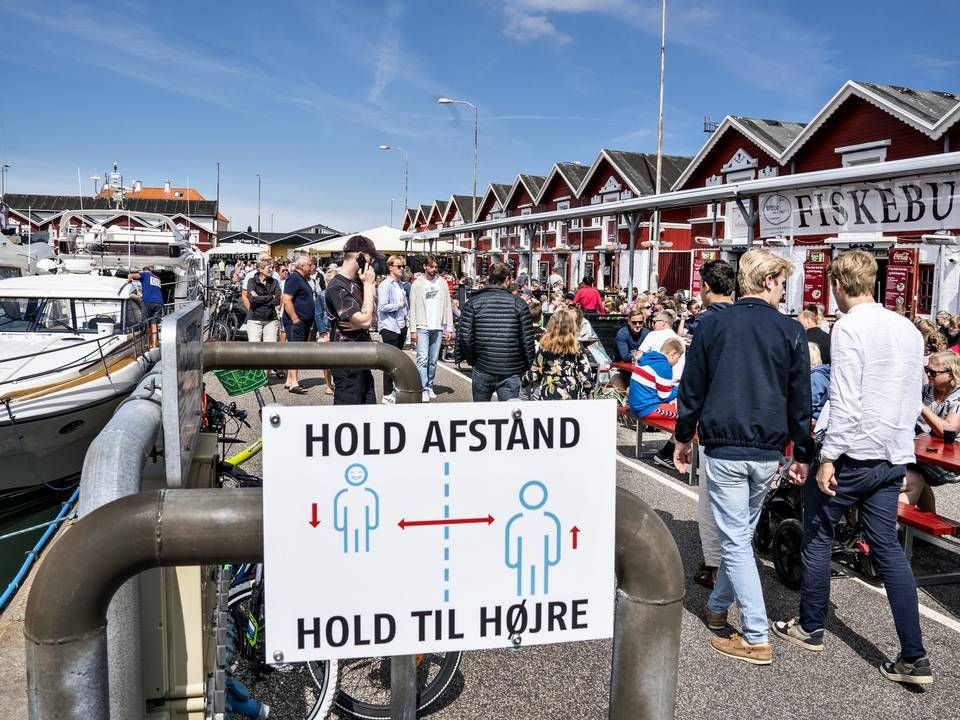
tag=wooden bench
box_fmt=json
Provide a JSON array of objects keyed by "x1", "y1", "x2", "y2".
[
  {"x1": 617, "y1": 404, "x2": 700, "y2": 485},
  {"x1": 897, "y1": 502, "x2": 960, "y2": 587}
]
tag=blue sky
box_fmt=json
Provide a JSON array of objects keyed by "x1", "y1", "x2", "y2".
[{"x1": 1, "y1": 0, "x2": 958, "y2": 233}]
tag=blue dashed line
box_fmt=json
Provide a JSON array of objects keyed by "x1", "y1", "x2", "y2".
[{"x1": 443, "y1": 463, "x2": 451, "y2": 603}]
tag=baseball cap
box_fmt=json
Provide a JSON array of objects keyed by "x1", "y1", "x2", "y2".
[
  {"x1": 564, "y1": 291, "x2": 575, "y2": 301},
  {"x1": 342, "y1": 234, "x2": 385, "y2": 259}
]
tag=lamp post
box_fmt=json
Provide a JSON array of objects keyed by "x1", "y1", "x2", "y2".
[
  {"x1": 0, "y1": 163, "x2": 9, "y2": 198},
  {"x1": 256, "y1": 174, "x2": 261, "y2": 242},
  {"x1": 648, "y1": 0, "x2": 667, "y2": 291},
  {"x1": 438, "y1": 97, "x2": 478, "y2": 275},
  {"x1": 378, "y1": 145, "x2": 408, "y2": 226}
]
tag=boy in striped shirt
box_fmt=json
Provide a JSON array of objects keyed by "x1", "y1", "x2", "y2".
[{"x1": 628, "y1": 337, "x2": 685, "y2": 419}]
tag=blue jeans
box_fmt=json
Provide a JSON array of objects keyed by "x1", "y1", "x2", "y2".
[
  {"x1": 800, "y1": 457, "x2": 925, "y2": 659},
  {"x1": 415, "y1": 328, "x2": 443, "y2": 391},
  {"x1": 705, "y1": 454, "x2": 780, "y2": 644},
  {"x1": 471, "y1": 368, "x2": 522, "y2": 402}
]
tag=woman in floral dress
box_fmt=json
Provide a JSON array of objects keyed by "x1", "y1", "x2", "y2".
[{"x1": 521, "y1": 308, "x2": 594, "y2": 400}]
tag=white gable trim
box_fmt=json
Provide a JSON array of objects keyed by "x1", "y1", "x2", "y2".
[{"x1": 576, "y1": 149, "x2": 643, "y2": 198}]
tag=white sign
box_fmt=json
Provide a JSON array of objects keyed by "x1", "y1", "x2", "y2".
[
  {"x1": 262, "y1": 400, "x2": 617, "y2": 662},
  {"x1": 760, "y1": 171, "x2": 960, "y2": 237}
]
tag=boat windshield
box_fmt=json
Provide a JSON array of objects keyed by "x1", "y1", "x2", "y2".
[{"x1": 0, "y1": 297, "x2": 124, "y2": 334}]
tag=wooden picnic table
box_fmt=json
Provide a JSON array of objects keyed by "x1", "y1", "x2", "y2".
[{"x1": 914, "y1": 433, "x2": 960, "y2": 472}]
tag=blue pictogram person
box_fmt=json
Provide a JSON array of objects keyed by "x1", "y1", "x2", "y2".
[
  {"x1": 504, "y1": 480, "x2": 561, "y2": 596},
  {"x1": 333, "y1": 463, "x2": 379, "y2": 553}
]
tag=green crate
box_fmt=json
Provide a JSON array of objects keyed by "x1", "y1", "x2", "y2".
[{"x1": 212, "y1": 369, "x2": 269, "y2": 396}]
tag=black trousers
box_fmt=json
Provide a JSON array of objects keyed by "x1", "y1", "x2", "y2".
[
  {"x1": 332, "y1": 368, "x2": 377, "y2": 405},
  {"x1": 379, "y1": 327, "x2": 407, "y2": 396}
]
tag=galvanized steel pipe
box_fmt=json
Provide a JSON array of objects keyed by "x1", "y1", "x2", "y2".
[
  {"x1": 202, "y1": 341, "x2": 422, "y2": 402},
  {"x1": 25, "y1": 489, "x2": 262, "y2": 720},
  {"x1": 609, "y1": 487, "x2": 684, "y2": 720}
]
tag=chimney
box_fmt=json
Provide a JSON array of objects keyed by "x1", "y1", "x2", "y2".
[
  {"x1": 133, "y1": 180, "x2": 142, "y2": 193},
  {"x1": 163, "y1": 180, "x2": 171, "y2": 194}
]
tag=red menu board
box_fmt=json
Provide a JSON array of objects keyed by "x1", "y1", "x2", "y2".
[
  {"x1": 802, "y1": 249, "x2": 829, "y2": 306},
  {"x1": 691, "y1": 250, "x2": 719, "y2": 295},
  {"x1": 883, "y1": 248, "x2": 916, "y2": 311}
]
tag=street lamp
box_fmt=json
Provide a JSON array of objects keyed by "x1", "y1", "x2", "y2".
[
  {"x1": 437, "y1": 98, "x2": 478, "y2": 223},
  {"x1": 438, "y1": 97, "x2": 479, "y2": 275},
  {"x1": 0, "y1": 163, "x2": 9, "y2": 198},
  {"x1": 256, "y1": 174, "x2": 261, "y2": 242},
  {"x1": 378, "y1": 145, "x2": 408, "y2": 227}
]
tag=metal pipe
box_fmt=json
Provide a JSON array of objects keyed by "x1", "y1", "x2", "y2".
[
  {"x1": 25, "y1": 489, "x2": 263, "y2": 720},
  {"x1": 202, "y1": 340, "x2": 423, "y2": 402},
  {"x1": 609, "y1": 487, "x2": 684, "y2": 720},
  {"x1": 404, "y1": 150, "x2": 960, "y2": 240},
  {"x1": 76, "y1": 366, "x2": 163, "y2": 720}
]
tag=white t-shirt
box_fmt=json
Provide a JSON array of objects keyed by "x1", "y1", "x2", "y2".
[
  {"x1": 421, "y1": 276, "x2": 446, "y2": 330},
  {"x1": 638, "y1": 328, "x2": 685, "y2": 380}
]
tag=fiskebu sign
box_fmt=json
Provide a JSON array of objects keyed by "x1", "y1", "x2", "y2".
[
  {"x1": 262, "y1": 401, "x2": 616, "y2": 662},
  {"x1": 760, "y1": 171, "x2": 960, "y2": 237}
]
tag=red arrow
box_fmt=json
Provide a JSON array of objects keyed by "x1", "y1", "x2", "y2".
[
  {"x1": 398, "y1": 515, "x2": 494, "y2": 530},
  {"x1": 571, "y1": 526, "x2": 580, "y2": 549},
  {"x1": 309, "y1": 503, "x2": 320, "y2": 528}
]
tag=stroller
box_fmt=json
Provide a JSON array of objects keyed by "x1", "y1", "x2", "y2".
[{"x1": 754, "y1": 441, "x2": 881, "y2": 589}]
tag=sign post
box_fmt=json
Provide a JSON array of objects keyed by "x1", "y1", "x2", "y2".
[
  {"x1": 262, "y1": 400, "x2": 617, "y2": 663},
  {"x1": 160, "y1": 300, "x2": 204, "y2": 488}
]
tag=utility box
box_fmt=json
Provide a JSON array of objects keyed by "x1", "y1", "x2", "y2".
[{"x1": 143, "y1": 431, "x2": 220, "y2": 720}]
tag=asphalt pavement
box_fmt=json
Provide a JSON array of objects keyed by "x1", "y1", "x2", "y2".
[{"x1": 215, "y1": 352, "x2": 960, "y2": 719}]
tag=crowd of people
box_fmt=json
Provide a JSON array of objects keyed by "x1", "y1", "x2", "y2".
[{"x1": 219, "y1": 236, "x2": 958, "y2": 687}]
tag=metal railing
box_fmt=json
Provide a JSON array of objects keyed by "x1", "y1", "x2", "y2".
[{"x1": 25, "y1": 487, "x2": 683, "y2": 720}]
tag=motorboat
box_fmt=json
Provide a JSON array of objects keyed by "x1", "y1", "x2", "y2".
[
  {"x1": 0, "y1": 205, "x2": 56, "y2": 279},
  {"x1": 0, "y1": 274, "x2": 157, "y2": 493},
  {"x1": 54, "y1": 210, "x2": 204, "y2": 307}
]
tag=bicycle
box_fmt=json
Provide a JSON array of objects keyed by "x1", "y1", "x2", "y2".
[
  {"x1": 209, "y1": 284, "x2": 246, "y2": 341},
  {"x1": 205, "y1": 373, "x2": 462, "y2": 719}
]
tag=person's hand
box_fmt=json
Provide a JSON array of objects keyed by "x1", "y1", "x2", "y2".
[
  {"x1": 361, "y1": 263, "x2": 376, "y2": 286},
  {"x1": 673, "y1": 441, "x2": 692, "y2": 473},
  {"x1": 816, "y1": 462, "x2": 837, "y2": 496},
  {"x1": 443, "y1": 330, "x2": 452, "y2": 342},
  {"x1": 788, "y1": 461, "x2": 809, "y2": 486},
  {"x1": 410, "y1": 331, "x2": 417, "y2": 343}
]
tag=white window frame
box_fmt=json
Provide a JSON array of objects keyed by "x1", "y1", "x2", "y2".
[{"x1": 835, "y1": 139, "x2": 890, "y2": 167}]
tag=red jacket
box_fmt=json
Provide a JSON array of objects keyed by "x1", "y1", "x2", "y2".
[{"x1": 573, "y1": 286, "x2": 604, "y2": 314}]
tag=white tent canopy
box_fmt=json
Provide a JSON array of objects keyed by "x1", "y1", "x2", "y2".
[
  {"x1": 205, "y1": 242, "x2": 269, "y2": 257},
  {"x1": 300, "y1": 225, "x2": 466, "y2": 254}
]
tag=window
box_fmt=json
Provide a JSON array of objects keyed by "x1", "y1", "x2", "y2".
[
  {"x1": 918, "y1": 263, "x2": 935, "y2": 315},
  {"x1": 836, "y1": 140, "x2": 890, "y2": 167}
]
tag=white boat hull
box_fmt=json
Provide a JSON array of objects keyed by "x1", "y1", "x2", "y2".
[{"x1": 0, "y1": 395, "x2": 127, "y2": 492}]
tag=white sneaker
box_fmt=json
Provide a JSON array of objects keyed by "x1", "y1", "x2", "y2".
[
  {"x1": 427, "y1": 387, "x2": 437, "y2": 400},
  {"x1": 381, "y1": 392, "x2": 396, "y2": 404},
  {"x1": 422, "y1": 390, "x2": 431, "y2": 403}
]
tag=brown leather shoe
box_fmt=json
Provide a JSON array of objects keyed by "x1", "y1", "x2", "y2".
[
  {"x1": 705, "y1": 606, "x2": 728, "y2": 630},
  {"x1": 710, "y1": 633, "x2": 772, "y2": 665}
]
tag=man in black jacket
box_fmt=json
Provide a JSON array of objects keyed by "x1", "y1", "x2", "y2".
[
  {"x1": 674, "y1": 249, "x2": 814, "y2": 666},
  {"x1": 458, "y1": 262, "x2": 535, "y2": 401}
]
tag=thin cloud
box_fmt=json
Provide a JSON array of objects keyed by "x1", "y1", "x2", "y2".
[
  {"x1": 907, "y1": 53, "x2": 960, "y2": 71},
  {"x1": 486, "y1": 114, "x2": 604, "y2": 121},
  {"x1": 502, "y1": 7, "x2": 571, "y2": 44}
]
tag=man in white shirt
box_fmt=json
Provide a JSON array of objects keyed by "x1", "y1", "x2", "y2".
[
  {"x1": 772, "y1": 250, "x2": 932, "y2": 687},
  {"x1": 639, "y1": 310, "x2": 685, "y2": 379},
  {"x1": 409, "y1": 256, "x2": 453, "y2": 402}
]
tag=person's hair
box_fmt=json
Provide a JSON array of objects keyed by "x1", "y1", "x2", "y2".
[
  {"x1": 928, "y1": 350, "x2": 960, "y2": 388},
  {"x1": 257, "y1": 258, "x2": 272, "y2": 272},
  {"x1": 528, "y1": 300, "x2": 542, "y2": 324},
  {"x1": 916, "y1": 318, "x2": 946, "y2": 354},
  {"x1": 539, "y1": 308, "x2": 580, "y2": 355},
  {"x1": 687, "y1": 299, "x2": 701, "y2": 311},
  {"x1": 293, "y1": 254, "x2": 312, "y2": 270},
  {"x1": 700, "y1": 259, "x2": 735, "y2": 296},
  {"x1": 808, "y1": 341, "x2": 822, "y2": 368},
  {"x1": 653, "y1": 310, "x2": 674, "y2": 325},
  {"x1": 826, "y1": 250, "x2": 877, "y2": 297},
  {"x1": 488, "y1": 262, "x2": 511, "y2": 286},
  {"x1": 387, "y1": 254, "x2": 404, "y2": 268},
  {"x1": 950, "y1": 317, "x2": 960, "y2": 333},
  {"x1": 935, "y1": 310, "x2": 950, "y2": 322},
  {"x1": 661, "y1": 337, "x2": 684, "y2": 356},
  {"x1": 628, "y1": 308, "x2": 646, "y2": 321},
  {"x1": 424, "y1": 255, "x2": 438, "y2": 268},
  {"x1": 737, "y1": 248, "x2": 794, "y2": 295},
  {"x1": 798, "y1": 309, "x2": 817, "y2": 326},
  {"x1": 582, "y1": 275, "x2": 594, "y2": 286}
]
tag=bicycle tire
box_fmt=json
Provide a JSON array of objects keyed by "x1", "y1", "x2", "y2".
[
  {"x1": 334, "y1": 651, "x2": 462, "y2": 720},
  {"x1": 227, "y1": 583, "x2": 338, "y2": 720},
  {"x1": 225, "y1": 314, "x2": 239, "y2": 341}
]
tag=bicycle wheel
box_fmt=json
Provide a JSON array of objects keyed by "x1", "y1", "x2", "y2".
[
  {"x1": 334, "y1": 651, "x2": 462, "y2": 720},
  {"x1": 225, "y1": 314, "x2": 240, "y2": 341},
  {"x1": 227, "y1": 582, "x2": 338, "y2": 720}
]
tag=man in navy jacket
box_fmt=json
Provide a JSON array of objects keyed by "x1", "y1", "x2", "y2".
[{"x1": 674, "y1": 249, "x2": 814, "y2": 666}]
